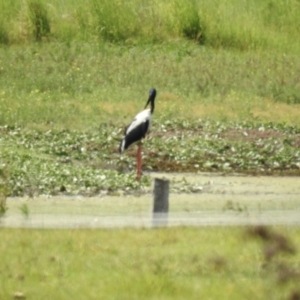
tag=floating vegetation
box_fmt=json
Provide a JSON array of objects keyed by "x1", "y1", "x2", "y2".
[{"x1": 1, "y1": 119, "x2": 300, "y2": 196}]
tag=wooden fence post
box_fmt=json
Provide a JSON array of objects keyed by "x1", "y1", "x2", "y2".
[{"x1": 152, "y1": 178, "x2": 169, "y2": 227}]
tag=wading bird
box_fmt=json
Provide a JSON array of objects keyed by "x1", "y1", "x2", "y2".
[{"x1": 119, "y1": 88, "x2": 157, "y2": 181}]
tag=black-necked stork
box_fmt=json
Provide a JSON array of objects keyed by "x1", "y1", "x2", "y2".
[{"x1": 119, "y1": 88, "x2": 157, "y2": 181}]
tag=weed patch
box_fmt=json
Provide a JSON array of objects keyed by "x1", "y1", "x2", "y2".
[{"x1": 1, "y1": 119, "x2": 300, "y2": 197}]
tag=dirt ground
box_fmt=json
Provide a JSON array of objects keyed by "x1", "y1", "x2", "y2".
[{"x1": 1, "y1": 172, "x2": 300, "y2": 228}]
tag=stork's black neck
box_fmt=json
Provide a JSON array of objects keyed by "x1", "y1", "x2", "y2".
[
  {"x1": 148, "y1": 97, "x2": 155, "y2": 114},
  {"x1": 145, "y1": 89, "x2": 156, "y2": 114}
]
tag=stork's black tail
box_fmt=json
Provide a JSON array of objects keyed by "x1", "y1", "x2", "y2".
[{"x1": 119, "y1": 122, "x2": 148, "y2": 154}]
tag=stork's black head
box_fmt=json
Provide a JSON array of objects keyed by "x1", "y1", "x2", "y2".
[
  {"x1": 149, "y1": 88, "x2": 156, "y2": 98},
  {"x1": 145, "y1": 88, "x2": 157, "y2": 113}
]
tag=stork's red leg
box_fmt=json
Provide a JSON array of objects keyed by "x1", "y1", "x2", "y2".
[{"x1": 136, "y1": 142, "x2": 142, "y2": 182}]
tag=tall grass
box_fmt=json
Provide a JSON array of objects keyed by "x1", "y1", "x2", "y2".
[
  {"x1": 27, "y1": 0, "x2": 51, "y2": 41},
  {"x1": 0, "y1": 0, "x2": 300, "y2": 52},
  {"x1": 199, "y1": 0, "x2": 300, "y2": 52},
  {"x1": 0, "y1": 0, "x2": 204, "y2": 44}
]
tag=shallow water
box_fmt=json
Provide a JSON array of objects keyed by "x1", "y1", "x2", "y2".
[{"x1": 2, "y1": 172, "x2": 300, "y2": 228}]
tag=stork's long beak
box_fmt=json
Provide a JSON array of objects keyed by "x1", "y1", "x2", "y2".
[{"x1": 144, "y1": 97, "x2": 151, "y2": 109}]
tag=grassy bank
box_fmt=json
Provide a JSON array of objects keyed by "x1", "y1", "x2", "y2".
[
  {"x1": 0, "y1": 226, "x2": 299, "y2": 299},
  {"x1": 0, "y1": 42, "x2": 300, "y2": 130}
]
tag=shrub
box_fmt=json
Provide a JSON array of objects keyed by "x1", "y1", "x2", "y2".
[
  {"x1": 0, "y1": 165, "x2": 9, "y2": 216},
  {"x1": 174, "y1": 0, "x2": 205, "y2": 43},
  {"x1": 0, "y1": 22, "x2": 9, "y2": 45},
  {"x1": 27, "y1": 0, "x2": 51, "y2": 41}
]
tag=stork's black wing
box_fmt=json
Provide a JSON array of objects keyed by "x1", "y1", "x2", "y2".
[{"x1": 119, "y1": 120, "x2": 149, "y2": 152}]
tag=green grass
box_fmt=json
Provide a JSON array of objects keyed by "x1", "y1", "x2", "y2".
[
  {"x1": 0, "y1": 226, "x2": 300, "y2": 299},
  {"x1": 1, "y1": 42, "x2": 300, "y2": 130}
]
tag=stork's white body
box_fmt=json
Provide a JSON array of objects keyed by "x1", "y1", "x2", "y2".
[
  {"x1": 126, "y1": 108, "x2": 151, "y2": 135},
  {"x1": 119, "y1": 108, "x2": 152, "y2": 153}
]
